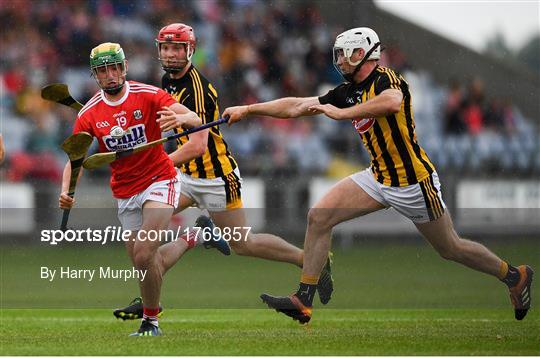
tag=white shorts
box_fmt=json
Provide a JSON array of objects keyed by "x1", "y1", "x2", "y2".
[
  {"x1": 117, "y1": 176, "x2": 181, "y2": 231},
  {"x1": 178, "y1": 167, "x2": 243, "y2": 212},
  {"x1": 350, "y1": 168, "x2": 446, "y2": 223}
]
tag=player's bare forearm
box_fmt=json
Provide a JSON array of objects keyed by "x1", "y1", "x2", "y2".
[
  {"x1": 158, "y1": 104, "x2": 202, "y2": 131},
  {"x1": 171, "y1": 102, "x2": 202, "y2": 128},
  {"x1": 224, "y1": 97, "x2": 320, "y2": 125},
  {"x1": 310, "y1": 89, "x2": 403, "y2": 120},
  {"x1": 61, "y1": 161, "x2": 72, "y2": 193},
  {"x1": 168, "y1": 130, "x2": 207, "y2": 166},
  {"x1": 61, "y1": 161, "x2": 84, "y2": 192},
  {"x1": 59, "y1": 161, "x2": 83, "y2": 209},
  {"x1": 248, "y1": 97, "x2": 320, "y2": 118},
  {"x1": 179, "y1": 111, "x2": 201, "y2": 129},
  {"x1": 342, "y1": 90, "x2": 402, "y2": 119}
]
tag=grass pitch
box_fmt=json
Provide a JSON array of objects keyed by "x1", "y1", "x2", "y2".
[
  {"x1": 1, "y1": 308, "x2": 539, "y2": 355},
  {"x1": 1, "y1": 240, "x2": 539, "y2": 355}
]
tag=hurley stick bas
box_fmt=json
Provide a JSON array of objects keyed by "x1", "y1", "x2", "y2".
[{"x1": 41, "y1": 83, "x2": 84, "y2": 111}]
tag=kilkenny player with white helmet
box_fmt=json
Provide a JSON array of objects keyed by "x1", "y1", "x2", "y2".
[
  {"x1": 114, "y1": 23, "x2": 335, "y2": 320},
  {"x1": 58, "y1": 42, "x2": 229, "y2": 336},
  {"x1": 224, "y1": 27, "x2": 533, "y2": 324}
]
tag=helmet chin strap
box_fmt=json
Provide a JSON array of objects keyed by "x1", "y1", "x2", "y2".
[
  {"x1": 164, "y1": 67, "x2": 181, "y2": 74},
  {"x1": 161, "y1": 60, "x2": 189, "y2": 74},
  {"x1": 103, "y1": 83, "x2": 124, "y2": 95},
  {"x1": 343, "y1": 42, "x2": 381, "y2": 82},
  {"x1": 158, "y1": 43, "x2": 192, "y2": 74}
]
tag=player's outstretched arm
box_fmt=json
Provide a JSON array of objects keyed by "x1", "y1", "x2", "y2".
[
  {"x1": 223, "y1": 96, "x2": 321, "y2": 125},
  {"x1": 309, "y1": 89, "x2": 403, "y2": 121},
  {"x1": 157, "y1": 103, "x2": 202, "y2": 131},
  {"x1": 59, "y1": 161, "x2": 82, "y2": 209}
]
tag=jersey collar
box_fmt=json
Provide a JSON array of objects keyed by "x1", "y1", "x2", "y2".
[
  {"x1": 101, "y1": 81, "x2": 130, "y2": 107},
  {"x1": 165, "y1": 64, "x2": 194, "y2": 83},
  {"x1": 354, "y1": 65, "x2": 379, "y2": 90}
]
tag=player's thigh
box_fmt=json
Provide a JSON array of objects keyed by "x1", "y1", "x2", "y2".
[
  {"x1": 210, "y1": 207, "x2": 247, "y2": 229},
  {"x1": 310, "y1": 176, "x2": 386, "y2": 228},
  {"x1": 141, "y1": 200, "x2": 174, "y2": 231},
  {"x1": 173, "y1": 194, "x2": 195, "y2": 215},
  {"x1": 133, "y1": 200, "x2": 174, "y2": 256},
  {"x1": 124, "y1": 230, "x2": 137, "y2": 261},
  {"x1": 209, "y1": 208, "x2": 251, "y2": 248},
  {"x1": 415, "y1": 210, "x2": 459, "y2": 253},
  {"x1": 139, "y1": 176, "x2": 180, "y2": 231}
]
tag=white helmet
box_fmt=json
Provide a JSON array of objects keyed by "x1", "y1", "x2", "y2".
[{"x1": 333, "y1": 27, "x2": 381, "y2": 81}]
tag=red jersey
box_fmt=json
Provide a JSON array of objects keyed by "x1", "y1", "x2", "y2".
[{"x1": 74, "y1": 81, "x2": 177, "y2": 198}]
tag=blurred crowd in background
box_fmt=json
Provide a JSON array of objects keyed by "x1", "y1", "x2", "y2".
[{"x1": 1, "y1": 0, "x2": 539, "y2": 186}]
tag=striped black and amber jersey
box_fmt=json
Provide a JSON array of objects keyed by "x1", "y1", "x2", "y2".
[
  {"x1": 162, "y1": 65, "x2": 238, "y2": 179},
  {"x1": 319, "y1": 65, "x2": 435, "y2": 187}
]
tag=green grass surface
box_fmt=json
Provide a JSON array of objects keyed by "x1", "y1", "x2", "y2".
[
  {"x1": 1, "y1": 308, "x2": 538, "y2": 355},
  {"x1": 1, "y1": 241, "x2": 539, "y2": 355}
]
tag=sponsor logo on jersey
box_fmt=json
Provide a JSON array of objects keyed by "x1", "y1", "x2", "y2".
[
  {"x1": 96, "y1": 121, "x2": 110, "y2": 128},
  {"x1": 352, "y1": 117, "x2": 375, "y2": 134},
  {"x1": 355, "y1": 89, "x2": 363, "y2": 103},
  {"x1": 103, "y1": 124, "x2": 147, "y2": 151},
  {"x1": 113, "y1": 110, "x2": 127, "y2": 118},
  {"x1": 133, "y1": 109, "x2": 143, "y2": 120},
  {"x1": 346, "y1": 90, "x2": 364, "y2": 105}
]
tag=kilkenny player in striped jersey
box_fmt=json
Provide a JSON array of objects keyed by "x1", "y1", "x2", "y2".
[
  {"x1": 114, "y1": 23, "x2": 334, "y2": 320},
  {"x1": 224, "y1": 27, "x2": 533, "y2": 324}
]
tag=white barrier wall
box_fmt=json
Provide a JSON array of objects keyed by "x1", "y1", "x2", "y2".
[
  {"x1": 0, "y1": 182, "x2": 35, "y2": 234},
  {"x1": 3, "y1": 178, "x2": 539, "y2": 237},
  {"x1": 456, "y1": 180, "x2": 540, "y2": 234},
  {"x1": 457, "y1": 180, "x2": 540, "y2": 208}
]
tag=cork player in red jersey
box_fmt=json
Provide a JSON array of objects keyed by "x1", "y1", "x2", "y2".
[{"x1": 58, "y1": 42, "x2": 204, "y2": 336}]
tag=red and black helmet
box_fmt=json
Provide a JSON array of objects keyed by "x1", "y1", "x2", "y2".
[{"x1": 156, "y1": 23, "x2": 196, "y2": 67}]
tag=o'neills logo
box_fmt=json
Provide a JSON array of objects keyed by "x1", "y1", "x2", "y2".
[
  {"x1": 352, "y1": 117, "x2": 375, "y2": 134},
  {"x1": 103, "y1": 124, "x2": 147, "y2": 151}
]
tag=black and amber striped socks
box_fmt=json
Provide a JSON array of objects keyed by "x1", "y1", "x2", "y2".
[
  {"x1": 499, "y1": 261, "x2": 521, "y2": 288},
  {"x1": 296, "y1": 274, "x2": 318, "y2": 307}
]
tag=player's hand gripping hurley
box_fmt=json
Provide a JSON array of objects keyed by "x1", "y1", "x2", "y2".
[
  {"x1": 60, "y1": 132, "x2": 93, "y2": 230},
  {"x1": 82, "y1": 116, "x2": 229, "y2": 170}
]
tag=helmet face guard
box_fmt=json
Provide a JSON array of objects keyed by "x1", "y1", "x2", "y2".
[
  {"x1": 332, "y1": 27, "x2": 381, "y2": 82},
  {"x1": 156, "y1": 23, "x2": 196, "y2": 73},
  {"x1": 333, "y1": 42, "x2": 381, "y2": 82},
  {"x1": 90, "y1": 43, "x2": 127, "y2": 95},
  {"x1": 156, "y1": 41, "x2": 193, "y2": 73}
]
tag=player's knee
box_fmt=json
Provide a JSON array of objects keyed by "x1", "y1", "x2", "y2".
[
  {"x1": 307, "y1": 207, "x2": 333, "y2": 231},
  {"x1": 132, "y1": 248, "x2": 156, "y2": 269}
]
